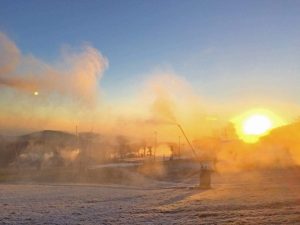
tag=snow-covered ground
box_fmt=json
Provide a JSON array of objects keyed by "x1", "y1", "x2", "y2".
[{"x1": 0, "y1": 168, "x2": 300, "y2": 224}]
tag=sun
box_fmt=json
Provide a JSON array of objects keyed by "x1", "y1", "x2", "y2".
[
  {"x1": 243, "y1": 114, "x2": 272, "y2": 135},
  {"x1": 34, "y1": 91, "x2": 39, "y2": 96},
  {"x1": 231, "y1": 109, "x2": 286, "y2": 143}
]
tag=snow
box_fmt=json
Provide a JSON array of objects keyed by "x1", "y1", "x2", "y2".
[{"x1": 0, "y1": 169, "x2": 300, "y2": 224}]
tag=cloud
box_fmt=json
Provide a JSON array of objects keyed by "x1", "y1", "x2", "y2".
[{"x1": 0, "y1": 32, "x2": 108, "y2": 105}]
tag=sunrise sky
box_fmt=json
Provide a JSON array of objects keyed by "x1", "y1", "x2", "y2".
[{"x1": 0, "y1": 0, "x2": 300, "y2": 136}]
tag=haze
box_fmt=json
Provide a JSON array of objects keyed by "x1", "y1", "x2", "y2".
[
  {"x1": 0, "y1": 1, "x2": 300, "y2": 136},
  {"x1": 1, "y1": 1, "x2": 300, "y2": 224}
]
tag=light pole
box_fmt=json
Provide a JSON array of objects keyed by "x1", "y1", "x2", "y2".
[
  {"x1": 178, "y1": 136, "x2": 181, "y2": 158},
  {"x1": 154, "y1": 131, "x2": 157, "y2": 160}
]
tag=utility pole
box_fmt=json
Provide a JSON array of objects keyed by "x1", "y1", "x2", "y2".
[
  {"x1": 154, "y1": 131, "x2": 157, "y2": 160},
  {"x1": 76, "y1": 125, "x2": 82, "y2": 173},
  {"x1": 178, "y1": 136, "x2": 181, "y2": 158}
]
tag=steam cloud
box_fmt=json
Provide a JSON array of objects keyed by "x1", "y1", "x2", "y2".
[
  {"x1": 0, "y1": 32, "x2": 108, "y2": 104},
  {"x1": 1, "y1": 32, "x2": 300, "y2": 174}
]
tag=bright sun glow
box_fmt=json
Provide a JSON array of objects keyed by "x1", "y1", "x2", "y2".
[
  {"x1": 231, "y1": 109, "x2": 286, "y2": 143},
  {"x1": 243, "y1": 114, "x2": 272, "y2": 135},
  {"x1": 34, "y1": 91, "x2": 39, "y2": 96}
]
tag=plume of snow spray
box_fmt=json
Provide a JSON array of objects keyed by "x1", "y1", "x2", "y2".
[{"x1": 0, "y1": 32, "x2": 108, "y2": 105}]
